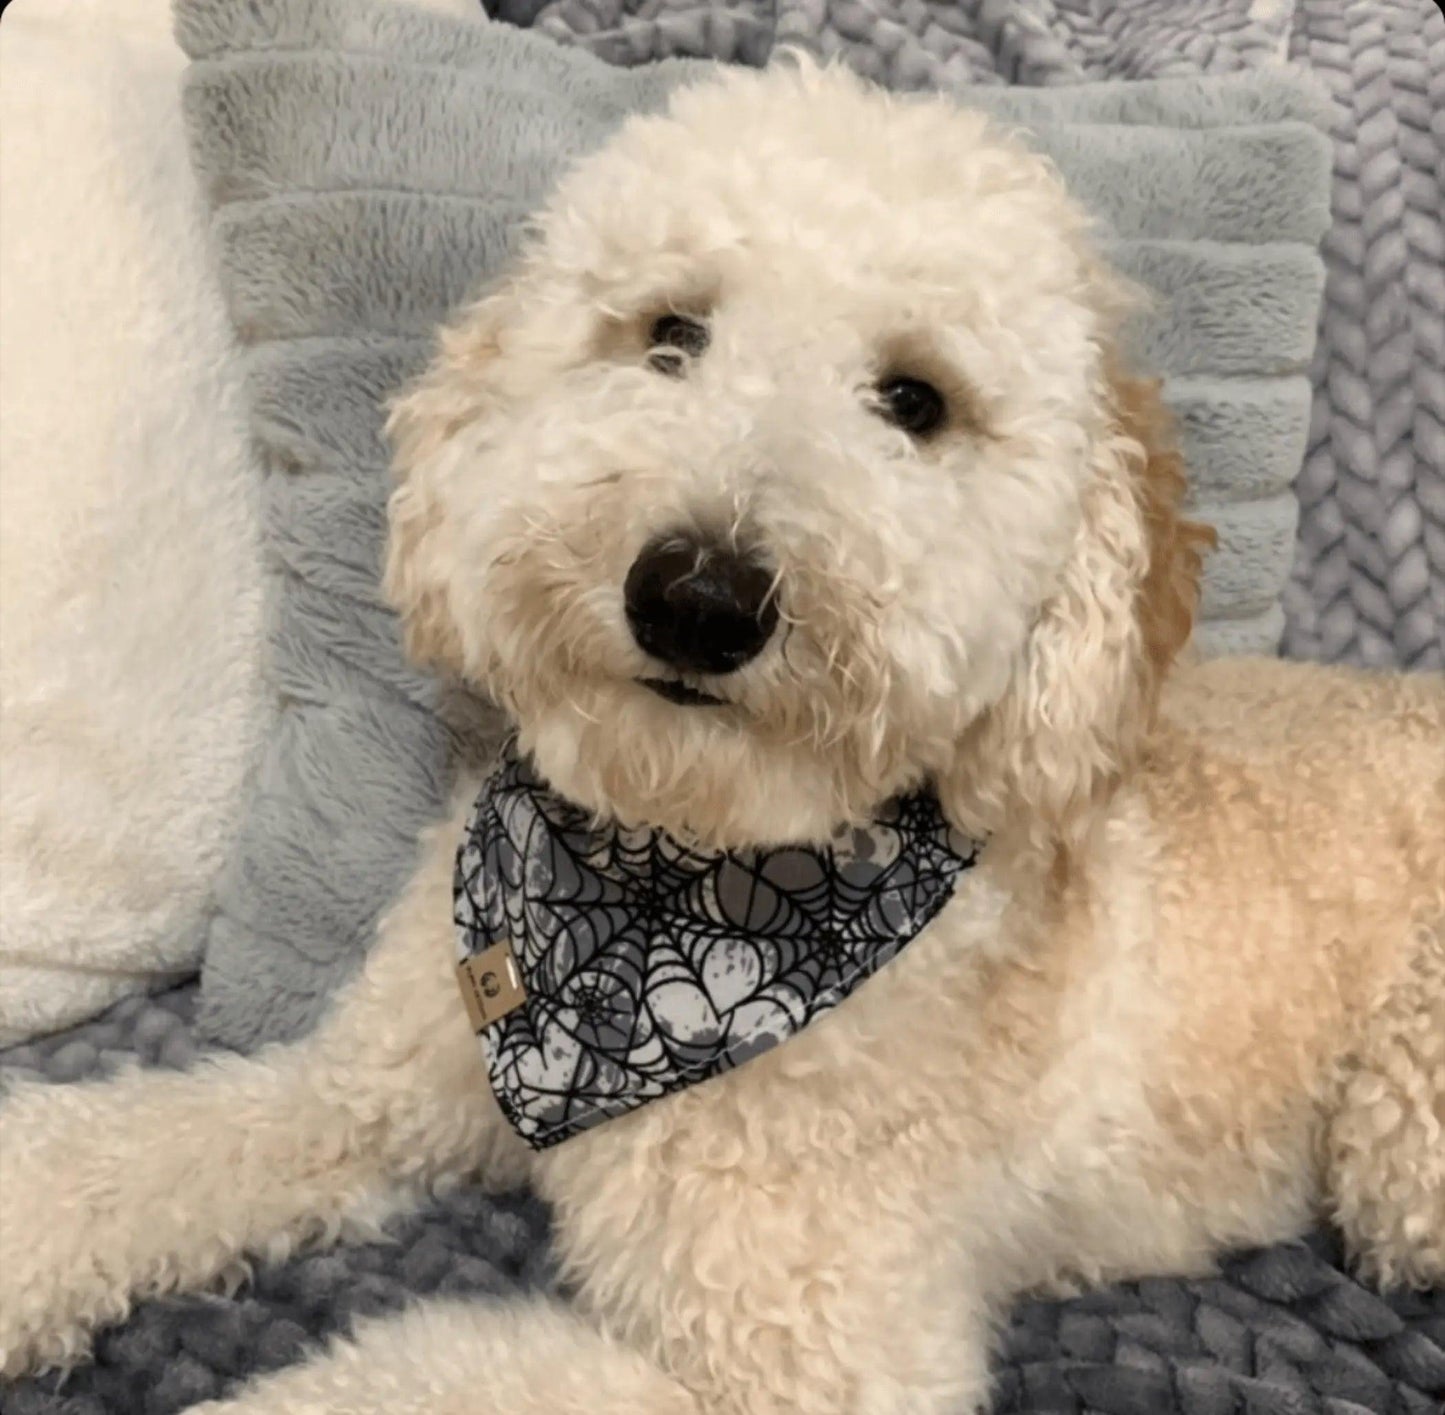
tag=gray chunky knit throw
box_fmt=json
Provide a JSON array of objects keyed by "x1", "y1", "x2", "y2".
[
  {"x1": 501, "y1": 0, "x2": 1445, "y2": 671},
  {"x1": 3, "y1": 986, "x2": 1443, "y2": 1414}
]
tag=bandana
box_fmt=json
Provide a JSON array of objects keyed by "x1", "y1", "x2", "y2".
[{"x1": 453, "y1": 742, "x2": 984, "y2": 1150}]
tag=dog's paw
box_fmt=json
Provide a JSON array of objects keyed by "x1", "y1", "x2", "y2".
[
  {"x1": 0, "y1": 1077, "x2": 167, "y2": 1377},
  {"x1": 0, "y1": 1312, "x2": 97, "y2": 1383}
]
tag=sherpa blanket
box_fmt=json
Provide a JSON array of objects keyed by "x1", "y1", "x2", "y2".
[
  {"x1": 502, "y1": 0, "x2": 1445, "y2": 672},
  {"x1": 4, "y1": 988, "x2": 1444, "y2": 1414}
]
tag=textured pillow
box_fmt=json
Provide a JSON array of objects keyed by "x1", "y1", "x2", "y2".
[{"x1": 175, "y1": 0, "x2": 1331, "y2": 1049}]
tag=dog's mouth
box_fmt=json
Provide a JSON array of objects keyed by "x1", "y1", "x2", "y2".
[{"x1": 640, "y1": 678, "x2": 727, "y2": 707}]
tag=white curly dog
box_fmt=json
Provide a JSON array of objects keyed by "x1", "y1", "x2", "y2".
[{"x1": 3, "y1": 61, "x2": 1442, "y2": 1415}]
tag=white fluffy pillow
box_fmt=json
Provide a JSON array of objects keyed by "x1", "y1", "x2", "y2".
[
  {"x1": 0, "y1": 0, "x2": 271, "y2": 1043},
  {"x1": 0, "y1": 0, "x2": 483, "y2": 1046}
]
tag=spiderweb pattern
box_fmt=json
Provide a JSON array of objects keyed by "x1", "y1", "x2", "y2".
[{"x1": 454, "y1": 743, "x2": 984, "y2": 1148}]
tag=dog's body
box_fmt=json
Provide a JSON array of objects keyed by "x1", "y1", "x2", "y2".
[{"x1": 2, "y1": 61, "x2": 1442, "y2": 1414}]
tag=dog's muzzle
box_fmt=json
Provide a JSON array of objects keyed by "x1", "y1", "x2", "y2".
[{"x1": 624, "y1": 532, "x2": 778, "y2": 679}]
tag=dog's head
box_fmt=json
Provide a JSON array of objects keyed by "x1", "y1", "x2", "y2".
[{"x1": 386, "y1": 61, "x2": 1211, "y2": 848}]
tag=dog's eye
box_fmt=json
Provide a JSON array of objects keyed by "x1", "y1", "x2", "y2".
[
  {"x1": 647, "y1": 314, "x2": 709, "y2": 375},
  {"x1": 876, "y1": 376, "x2": 946, "y2": 438},
  {"x1": 651, "y1": 314, "x2": 709, "y2": 355}
]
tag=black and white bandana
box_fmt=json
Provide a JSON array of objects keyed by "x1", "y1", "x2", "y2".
[{"x1": 454, "y1": 743, "x2": 984, "y2": 1150}]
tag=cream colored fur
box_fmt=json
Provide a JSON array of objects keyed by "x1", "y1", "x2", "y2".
[{"x1": 1, "y1": 61, "x2": 1440, "y2": 1413}]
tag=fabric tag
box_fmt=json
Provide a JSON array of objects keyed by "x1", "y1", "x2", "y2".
[{"x1": 455, "y1": 942, "x2": 525, "y2": 1031}]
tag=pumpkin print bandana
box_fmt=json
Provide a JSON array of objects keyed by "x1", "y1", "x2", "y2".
[{"x1": 454, "y1": 742, "x2": 984, "y2": 1150}]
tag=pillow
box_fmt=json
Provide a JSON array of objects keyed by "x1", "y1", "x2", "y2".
[
  {"x1": 0, "y1": 0, "x2": 268, "y2": 1043},
  {"x1": 0, "y1": 0, "x2": 482, "y2": 1049},
  {"x1": 174, "y1": 0, "x2": 1331, "y2": 1049}
]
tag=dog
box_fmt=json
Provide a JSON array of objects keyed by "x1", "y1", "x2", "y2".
[{"x1": 2, "y1": 59, "x2": 1441, "y2": 1415}]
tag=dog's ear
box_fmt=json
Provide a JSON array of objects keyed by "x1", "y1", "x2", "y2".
[
  {"x1": 1116, "y1": 373, "x2": 1217, "y2": 693},
  {"x1": 943, "y1": 369, "x2": 1214, "y2": 843},
  {"x1": 383, "y1": 283, "x2": 520, "y2": 676}
]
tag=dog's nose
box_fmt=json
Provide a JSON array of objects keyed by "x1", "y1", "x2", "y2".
[{"x1": 624, "y1": 534, "x2": 778, "y2": 676}]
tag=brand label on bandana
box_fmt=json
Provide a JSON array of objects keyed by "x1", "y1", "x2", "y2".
[
  {"x1": 454, "y1": 743, "x2": 984, "y2": 1150},
  {"x1": 455, "y1": 944, "x2": 526, "y2": 1030}
]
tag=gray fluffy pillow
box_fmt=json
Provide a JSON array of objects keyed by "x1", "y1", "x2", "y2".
[{"x1": 175, "y1": 0, "x2": 1330, "y2": 1048}]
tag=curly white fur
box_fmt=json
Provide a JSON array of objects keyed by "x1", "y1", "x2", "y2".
[{"x1": 2, "y1": 60, "x2": 1441, "y2": 1414}]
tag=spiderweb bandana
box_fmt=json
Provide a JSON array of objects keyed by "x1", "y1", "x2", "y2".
[{"x1": 453, "y1": 742, "x2": 985, "y2": 1149}]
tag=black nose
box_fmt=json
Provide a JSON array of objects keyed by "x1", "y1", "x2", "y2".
[{"x1": 624, "y1": 534, "x2": 779, "y2": 676}]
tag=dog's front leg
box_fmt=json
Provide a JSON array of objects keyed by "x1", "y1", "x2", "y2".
[
  {"x1": 191, "y1": 1295, "x2": 701, "y2": 1414},
  {"x1": 0, "y1": 792, "x2": 531, "y2": 1378}
]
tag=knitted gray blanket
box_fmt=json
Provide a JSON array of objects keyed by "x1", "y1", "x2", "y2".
[
  {"x1": 4, "y1": 988, "x2": 1444, "y2": 1413},
  {"x1": 498, "y1": 0, "x2": 1445, "y2": 671}
]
